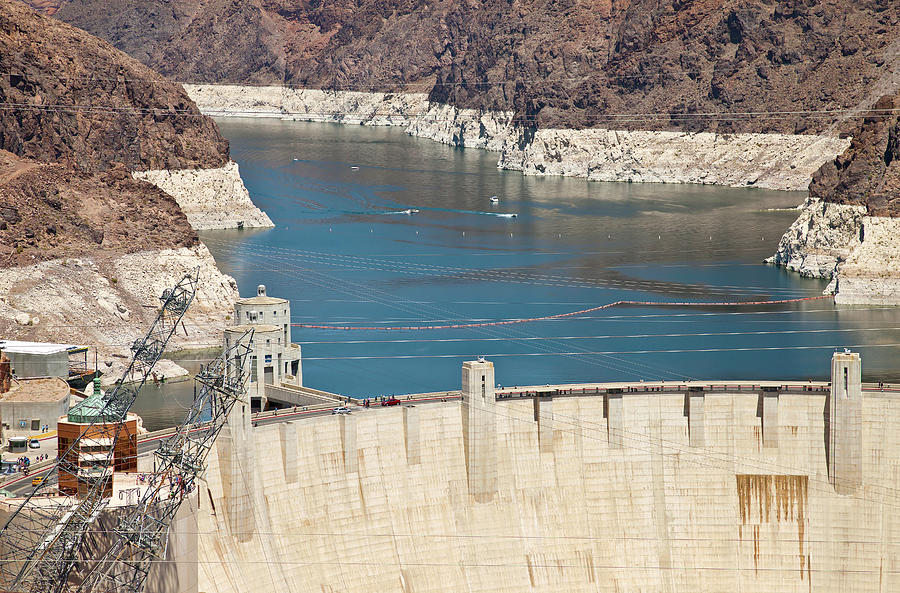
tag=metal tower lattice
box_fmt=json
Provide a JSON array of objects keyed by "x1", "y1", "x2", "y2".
[
  {"x1": 74, "y1": 329, "x2": 254, "y2": 593},
  {"x1": 0, "y1": 270, "x2": 200, "y2": 593}
]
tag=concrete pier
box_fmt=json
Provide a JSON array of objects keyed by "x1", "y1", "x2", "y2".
[
  {"x1": 761, "y1": 390, "x2": 779, "y2": 448},
  {"x1": 403, "y1": 405, "x2": 420, "y2": 465},
  {"x1": 828, "y1": 350, "x2": 863, "y2": 494},
  {"x1": 340, "y1": 413, "x2": 357, "y2": 474},
  {"x1": 460, "y1": 359, "x2": 497, "y2": 502},
  {"x1": 605, "y1": 390, "x2": 624, "y2": 448},
  {"x1": 279, "y1": 421, "x2": 298, "y2": 483},
  {"x1": 215, "y1": 390, "x2": 256, "y2": 541},
  {"x1": 686, "y1": 388, "x2": 705, "y2": 447},
  {"x1": 537, "y1": 396, "x2": 554, "y2": 453}
]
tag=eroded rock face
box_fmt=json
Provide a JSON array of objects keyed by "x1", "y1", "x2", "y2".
[
  {"x1": 0, "y1": 0, "x2": 228, "y2": 172},
  {"x1": 29, "y1": 0, "x2": 900, "y2": 136},
  {"x1": 766, "y1": 199, "x2": 866, "y2": 278},
  {"x1": 0, "y1": 244, "x2": 239, "y2": 356},
  {"x1": 767, "y1": 200, "x2": 900, "y2": 304},
  {"x1": 769, "y1": 94, "x2": 900, "y2": 303},
  {"x1": 187, "y1": 85, "x2": 849, "y2": 191},
  {"x1": 831, "y1": 217, "x2": 900, "y2": 305},
  {"x1": 133, "y1": 162, "x2": 273, "y2": 230},
  {"x1": 499, "y1": 128, "x2": 849, "y2": 191}
]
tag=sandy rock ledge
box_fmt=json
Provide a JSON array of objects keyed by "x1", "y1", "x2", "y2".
[{"x1": 0, "y1": 243, "x2": 239, "y2": 364}]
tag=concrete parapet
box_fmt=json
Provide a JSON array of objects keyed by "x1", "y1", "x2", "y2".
[
  {"x1": 340, "y1": 413, "x2": 358, "y2": 473},
  {"x1": 685, "y1": 388, "x2": 705, "y2": 447},
  {"x1": 216, "y1": 398, "x2": 256, "y2": 542},
  {"x1": 605, "y1": 390, "x2": 623, "y2": 448},
  {"x1": 460, "y1": 359, "x2": 497, "y2": 502},
  {"x1": 403, "y1": 405, "x2": 420, "y2": 465},
  {"x1": 279, "y1": 421, "x2": 298, "y2": 483},
  {"x1": 828, "y1": 351, "x2": 862, "y2": 494}
]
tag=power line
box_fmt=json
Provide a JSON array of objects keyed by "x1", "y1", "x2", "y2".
[
  {"x1": 299, "y1": 342, "x2": 900, "y2": 360},
  {"x1": 1, "y1": 100, "x2": 897, "y2": 125},
  {"x1": 289, "y1": 296, "x2": 831, "y2": 331}
]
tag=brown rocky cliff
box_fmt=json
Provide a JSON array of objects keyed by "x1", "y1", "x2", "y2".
[
  {"x1": 0, "y1": 0, "x2": 228, "y2": 172},
  {"x1": 0, "y1": 150, "x2": 197, "y2": 268},
  {"x1": 809, "y1": 95, "x2": 900, "y2": 217},
  {"x1": 0, "y1": 352, "x2": 10, "y2": 393},
  {"x1": 30, "y1": 0, "x2": 900, "y2": 135}
]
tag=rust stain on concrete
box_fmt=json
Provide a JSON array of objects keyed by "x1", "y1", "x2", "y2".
[{"x1": 736, "y1": 474, "x2": 809, "y2": 576}]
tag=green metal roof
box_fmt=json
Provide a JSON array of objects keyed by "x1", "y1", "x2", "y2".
[{"x1": 67, "y1": 394, "x2": 119, "y2": 424}]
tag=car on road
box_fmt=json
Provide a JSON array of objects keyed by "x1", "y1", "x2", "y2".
[
  {"x1": 381, "y1": 397, "x2": 401, "y2": 407},
  {"x1": 28, "y1": 439, "x2": 40, "y2": 449},
  {"x1": 331, "y1": 406, "x2": 352, "y2": 415},
  {"x1": 31, "y1": 476, "x2": 45, "y2": 487}
]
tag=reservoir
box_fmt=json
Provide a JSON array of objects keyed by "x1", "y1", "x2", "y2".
[{"x1": 135, "y1": 118, "x2": 900, "y2": 429}]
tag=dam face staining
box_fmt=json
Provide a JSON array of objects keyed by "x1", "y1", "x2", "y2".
[
  {"x1": 200, "y1": 354, "x2": 900, "y2": 593},
  {"x1": 4, "y1": 2, "x2": 900, "y2": 591}
]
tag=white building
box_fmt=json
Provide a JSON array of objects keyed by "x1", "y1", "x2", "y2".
[
  {"x1": 225, "y1": 285, "x2": 302, "y2": 408},
  {"x1": 0, "y1": 340, "x2": 87, "y2": 380}
]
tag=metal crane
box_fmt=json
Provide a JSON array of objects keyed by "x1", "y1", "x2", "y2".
[{"x1": 0, "y1": 270, "x2": 200, "y2": 593}]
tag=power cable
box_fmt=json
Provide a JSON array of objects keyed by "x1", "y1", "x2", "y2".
[{"x1": 1, "y1": 100, "x2": 897, "y2": 125}]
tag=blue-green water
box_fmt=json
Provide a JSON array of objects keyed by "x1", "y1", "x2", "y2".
[{"x1": 134, "y1": 118, "x2": 900, "y2": 429}]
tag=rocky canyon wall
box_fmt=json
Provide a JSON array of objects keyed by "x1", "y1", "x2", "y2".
[
  {"x1": 768, "y1": 201, "x2": 900, "y2": 305},
  {"x1": 768, "y1": 96, "x2": 900, "y2": 304},
  {"x1": 0, "y1": 243, "x2": 238, "y2": 372}
]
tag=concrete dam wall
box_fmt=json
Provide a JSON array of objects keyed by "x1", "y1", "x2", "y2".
[{"x1": 197, "y1": 359, "x2": 900, "y2": 592}]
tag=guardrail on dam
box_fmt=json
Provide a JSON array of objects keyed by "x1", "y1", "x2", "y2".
[{"x1": 182, "y1": 350, "x2": 900, "y2": 593}]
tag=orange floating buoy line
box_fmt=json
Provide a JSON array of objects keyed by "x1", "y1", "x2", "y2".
[{"x1": 291, "y1": 295, "x2": 833, "y2": 331}]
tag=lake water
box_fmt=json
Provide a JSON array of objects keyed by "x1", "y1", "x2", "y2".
[{"x1": 134, "y1": 118, "x2": 900, "y2": 429}]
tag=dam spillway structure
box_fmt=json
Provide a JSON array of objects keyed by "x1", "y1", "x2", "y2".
[
  {"x1": 38, "y1": 348, "x2": 894, "y2": 593},
  {"x1": 188, "y1": 349, "x2": 900, "y2": 593}
]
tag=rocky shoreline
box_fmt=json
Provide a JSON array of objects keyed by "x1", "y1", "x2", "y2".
[
  {"x1": 133, "y1": 161, "x2": 273, "y2": 230},
  {"x1": 0, "y1": 243, "x2": 239, "y2": 373},
  {"x1": 185, "y1": 84, "x2": 899, "y2": 306},
  {"x1": 767, "y1": 200, "x2": 900, "y2": 305},
  {"x1": 185, "y1": 84, "x2": 849, "y2": 191}
]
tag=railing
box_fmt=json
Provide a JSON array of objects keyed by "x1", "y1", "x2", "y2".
[{"x1": 494, "y1": 381, "x2": 900, "y2": 400}]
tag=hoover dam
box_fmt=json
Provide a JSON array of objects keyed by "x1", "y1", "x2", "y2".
[{"x1": 172, "y1": 352, "x2": 899, "y2": 593}]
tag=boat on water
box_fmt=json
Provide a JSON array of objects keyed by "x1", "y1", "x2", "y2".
[
  {"x1": 496, "y1": 213, "x2": 517, "y2": 218},
  {"x1": 399, "y1": 209, "x2": 420, "y2": 215},
  {"x1": 490, "y1": 195, "x2": 500, "y2": 203}
]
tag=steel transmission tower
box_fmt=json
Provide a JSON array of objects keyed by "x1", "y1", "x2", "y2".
[
  {"x1": 0, "y1": 270, "x2": 200, "y2": 593},
  {"x1": 74, "y1": 328, "x2": 254, "y2": 593}
]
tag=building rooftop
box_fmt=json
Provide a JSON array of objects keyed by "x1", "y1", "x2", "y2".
[
  {"x1": 63, "y1": 396, "x2": 139, "y2": 424},
  {"x1": 236, "y1": 295, "x2": 288, "y2": 306},
  {"x1": 1, "y1": 377, "x2": 70, "y2": 402},
  {"x1": 0, "y1": 340, "x2": 85, "y2": 356}
]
